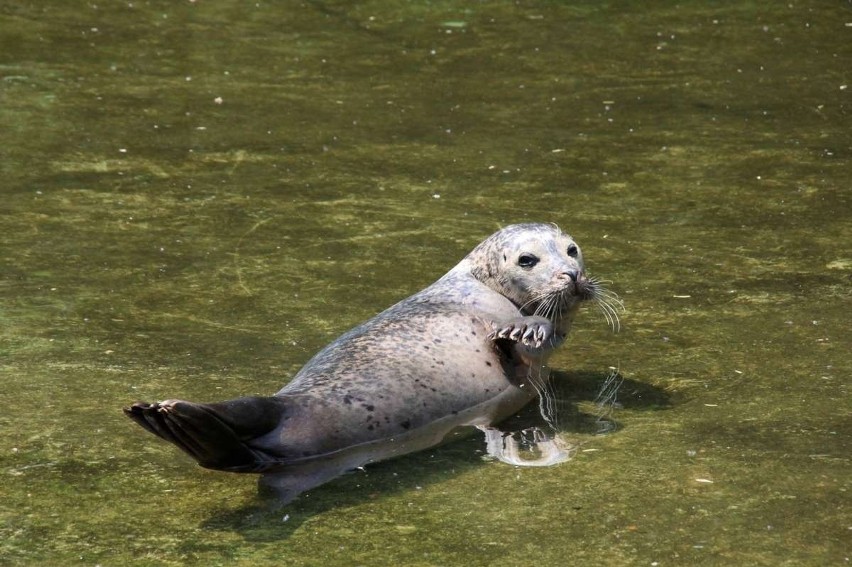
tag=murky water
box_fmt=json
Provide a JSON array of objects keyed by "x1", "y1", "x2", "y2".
[{"x1": 1, "y1": 1, "x2": 849, "y2": 565}]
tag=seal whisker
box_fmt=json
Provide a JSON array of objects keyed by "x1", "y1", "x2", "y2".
[
  {"x1": 595, "y1": 287, "x2": 621, "y2": 303},
  {"x1": 547, "y1": 293, "x2": 562, "y2": 322},
  {"x1": 595, "y1": 295, "x2": 615, "y2": 326},
  {"x1": 597, "y1": 291, "x2": 625, "y2": 309},
  {"x1": 602, "y1": 295, "x2": 625, "y2": 332},
  {"x1": 558, "y1": 289, "x2": 569, "y2": 321},
  {"x1": 595, "y1": 298, "x2": 620, "y2": 333},
  {"x1": 521, "y1": 290, "x2": 551, "y2": 317},
  {"x1": 584, "y1": 277, "x2": 623, "y2": 333},
  {"x1": 537, "y1": 294, "x2": 554, "y2": 321},
  {"x1": 589, "y1": 283, "x2": 624, "y2": 307},
  {"x1": 531, "y1": 292, "x2": 555, "y2": 321}
]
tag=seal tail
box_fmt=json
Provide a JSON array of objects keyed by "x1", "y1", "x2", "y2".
[{"x1": 123, "y1": 396, "x2": 289, "y2": 473}]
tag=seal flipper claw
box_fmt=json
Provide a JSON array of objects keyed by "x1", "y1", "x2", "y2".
[
  {"x1": 492, "y1": 316, "x2": 554, "y2": 346},
  {"x1": 124, "y1": 396, "x2": 290, "y2": 473}
]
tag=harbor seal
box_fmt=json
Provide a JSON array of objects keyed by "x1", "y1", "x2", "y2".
[{"x1": 124, "y1": 223, "x2": 617, "y2": 504}]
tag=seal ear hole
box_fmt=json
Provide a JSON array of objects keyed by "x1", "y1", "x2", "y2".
[
  {"x1": 567, "y1": 244, "x2": 579, "y2": 258},
  {"x1": 518, "y1": 254, "x2": 539, "y2": 269}
]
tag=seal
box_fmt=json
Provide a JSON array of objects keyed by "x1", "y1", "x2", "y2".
[{"x1": 124, "y1": 223, "x2": 618, "y2": 504}]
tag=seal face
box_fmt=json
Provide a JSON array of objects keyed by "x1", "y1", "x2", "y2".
[{"x1": 124, "y1": 223, "x2": 605, "y2": 504}]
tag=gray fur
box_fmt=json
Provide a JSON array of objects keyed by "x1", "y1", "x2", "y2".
[{"x1": 124, "y1": 223, "x2": 594, "y2": 504}]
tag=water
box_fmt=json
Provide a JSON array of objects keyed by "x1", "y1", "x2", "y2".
[{"x1": 1, "y1": 1, "x2": 849, "y2": 565}]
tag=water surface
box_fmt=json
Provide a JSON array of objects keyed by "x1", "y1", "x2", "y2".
[{"x1": 1, "y1": 1, "x2": 849, "y2": 565}]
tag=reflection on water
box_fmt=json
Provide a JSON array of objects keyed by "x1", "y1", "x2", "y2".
[
  {"x1": 480, "y1": 426, "x2": 577, "y2": 467},
  {"x1": 483, "y1": 368, "x2": 624, "y2": 466}
]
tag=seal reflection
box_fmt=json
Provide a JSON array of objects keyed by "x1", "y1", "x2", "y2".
[{"x1": 482, "y1": 367, "x2": 624, "y2": 467}]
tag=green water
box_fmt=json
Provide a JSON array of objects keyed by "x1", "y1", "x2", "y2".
[{"x1": 1, "y1": 1, "x2": 849, "y2": 565}]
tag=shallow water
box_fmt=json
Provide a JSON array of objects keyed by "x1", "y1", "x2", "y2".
[{"x1": 1, "y1": 1, "x2": 849, "y2": 565}]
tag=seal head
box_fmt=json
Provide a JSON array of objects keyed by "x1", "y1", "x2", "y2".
[{"x1": 469, "y1": 222, "x2": 593, "y2": 318}]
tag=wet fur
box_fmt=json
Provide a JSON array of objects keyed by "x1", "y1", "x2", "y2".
[{"x1": 124, "y1": 223, "x2": 620, "y2": 503}]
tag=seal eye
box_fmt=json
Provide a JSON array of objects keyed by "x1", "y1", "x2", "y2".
[
  {"x1": 566, "y1": 244, "x2": 579, "y2": 258},
  {"x1": 518, "y1": 254, "x2": 539, "y2": 269}
]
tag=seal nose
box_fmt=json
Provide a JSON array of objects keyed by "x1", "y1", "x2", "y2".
[{"x1": 560, "y1": 270, "x2": 579, "y2": 283}]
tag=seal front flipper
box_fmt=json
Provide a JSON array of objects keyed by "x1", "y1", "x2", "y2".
[
  {"x1": 489, "y1": 316, "x2": 560, "y2": 349},
  {"x1": 124, "y1": 396, "x2": 290, "y2": 473}
]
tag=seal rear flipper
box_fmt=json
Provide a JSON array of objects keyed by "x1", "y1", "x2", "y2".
[{"x1": 123, "y1": 396, "x2": 290, "y2": 473}]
